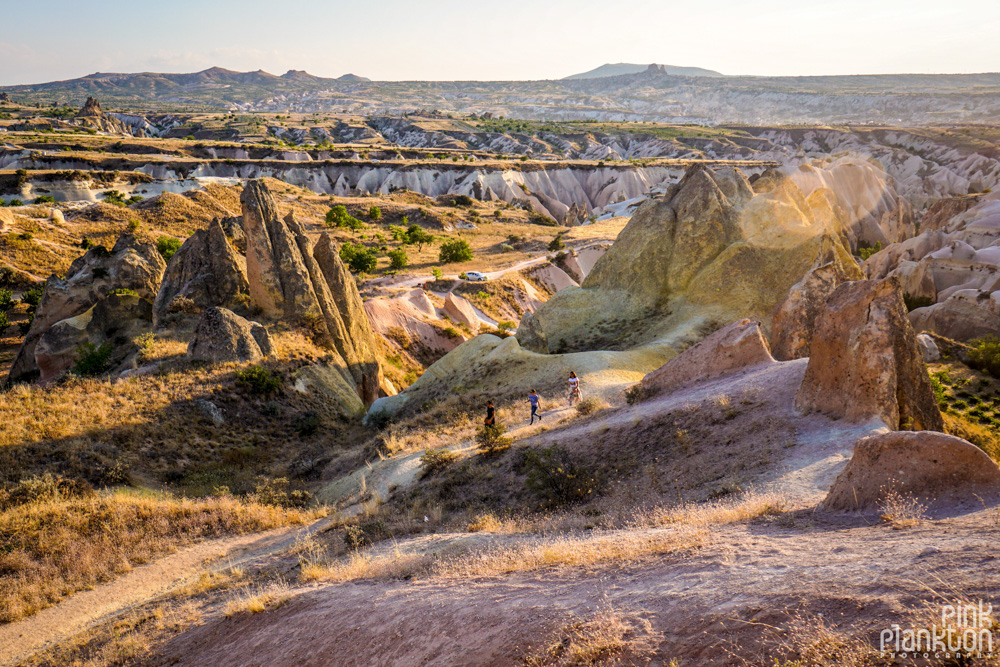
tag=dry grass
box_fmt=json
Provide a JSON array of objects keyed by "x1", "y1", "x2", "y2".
[
  {"x1": 0, "y1": 489, "x2": 317, "y2": 623},
  {"x1": 522, "y1": 605, "x2": 663, "y2": 666},
  {"x1": 878, "y1": 488, "x2": 927, "y2": 528},
  {"x1": 170, "y1": 568, "x2": 244, "y2": 599},
  {"x1": 768, "y1": 612, "x2": 886, "y2": 667},
  {"x1": 301, "y1": 525, "x2": 706, "y2": 584},
  {"x1": 637, "y1": 490, "x2": 789, "y2": 529},
  {"x1": 222, "y1": 581, "x2": 291, "y2": 617}
]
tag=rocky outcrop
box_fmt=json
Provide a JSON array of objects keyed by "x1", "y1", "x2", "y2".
[
  {"x1": 442, "y1": 293, "x2": 480, "y2": 330},
  {"x1": 518, "y1": 165, "x2": 856, "y2": 354},
  {"x1": 152, "y1": 220, "x2": 249, "y2": 325},
  {"x1": 76, "y1": 97, "x2": 103, "y2": 117},
  {"x1": 916, "y1": 333, "x2": 941, "y2": 363},
  {"x1": 864, "y1": 192, "x2": 1000, "y2": 342},
  {"x1": 821, "y1": 431, "x2": 1000, "y2": 511},
  {"x1": 241, "y1": 180, "x2": 382, "y2": 405},
  {"x1": 8, "y1": 233, "x2": 165, "y2": 382},
  {"x1": 770, "y1": 257, "x2": 862, "y2": 361},
  {"x1": 795, "y1": 277, "x2": 943, "y2": 431},
  {"x1": 187, "y1": 307, "x2": 273, "y2": 363},
  {"x1": 636, "y1": 319, "x2": 775, "y2": 399},
  {"x1": 34, "y1": 293, "x2": 153, "y2": 383},
  {"x1": 216, "y1": 216, "x2": 246, "y2": 253}
]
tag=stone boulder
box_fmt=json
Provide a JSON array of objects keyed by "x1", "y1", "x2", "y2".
[
  {"x1": 442, "y1": 292, "x2": 480, "y2": 330},
  {"x1": 241, "y1": 180, "x2": 382, "y2": 405},
  {"x1": 821, "y1": 431, "x2": 1000, "y2": 511},
  {"x1": 636, "y1": 319, "x2": 775, "y2": 399},
  {"x1": 908, "y1": 289, "x2": 1000, "y2": 342},
  {"x1": 916, "y1": 333, "x2": 941, "y2": 363},
  {"x1": 34, "y1": 293, "x2": 153, "y2": 383},
  {"x1": 795, "y1": 277, "x2": 944, "y2": 431},
  {"x1": 770, "y1": 257, "x2": 863, "y2": 361},
  {"x1": 187, "y1": 307, "x2": 273, "y2": 364},
  {"x1": 8, "y1": 233, "x2": 165, "y2": 383},
  {"x1": 153, "y1": 220, "x2": 249, "y2": 326}
]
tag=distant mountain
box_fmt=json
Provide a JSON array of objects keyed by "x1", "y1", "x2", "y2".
[
  {"x1": 337, "y1": 73, "x2": 370, "y2": 82},
  {"x1": 564, "y1": 63, "x2": 725, "y2": 79}
]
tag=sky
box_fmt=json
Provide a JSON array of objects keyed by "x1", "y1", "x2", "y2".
[{"x1": 1, "y1": 0, "x2": 999, "y2": 85}]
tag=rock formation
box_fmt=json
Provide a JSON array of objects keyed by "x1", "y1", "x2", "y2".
[
  {"x1": 770, "y1": 257, "x2": 863, "y2": 360},
  {"x1": 216, "y1": 216, "x2": 246, "y2": 253},
  {"x1": 442, "y1": 293, "x2": 480, "y2": 330},
  {"x1": 821, "y1": 431, "x2": 1000, "y2": 511},
  {"x1": 187, "y1": 307, "x2": 273, "y2": 363},
  {"x1": 34, "y1": 293, "x2": 153, "y2": 383},
  {"x1": 76, "y1": 97, "x2": 103, "y2": 117},
  {"x1": 241, "y1": 179, "x2": 382, "y2": 404},
  {"x1": 8, "y1": 233, "x2": 165, "y2": 382},
  {"x1": 635, "y1": 319, "x2": 775, "y2": 400},
  {"x1": 153, "y1": 220, "x2": 249, "y2": 326},
  {"x1": 795, "y1": 277, "x2": 943, "y2": 431},
  {"x1": 518, "y1": 165, "x2": 856, "y2": 354},
  {"x1": 864, "y1": 191, "x2": 1000, "y2": 341}
]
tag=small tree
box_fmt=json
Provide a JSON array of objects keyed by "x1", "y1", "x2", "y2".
[
  {"x1": 476, "y1": 423, "x2": 512, "y2": 454},
  {"x1": 439, "y1": 239, "x2": 473, "y2": 264},
  {"x1": 368, "y1": 205, "x2": 382, "y2": 221},
  {"x1": 326, "y1": 205, "x2": 364, "y2": 231},
  {"x1": 431, "y1": 267, "x2": 443, "y2": 281},
  {"x1": 405, "y1": 224, "x2": 434, "y2": 251},
  {"x1": 548, "y1": 233, "x2": 566, "y2": 252},
  {"x1": 387, "y1": 248, "x2": 408, "y2": 270}
]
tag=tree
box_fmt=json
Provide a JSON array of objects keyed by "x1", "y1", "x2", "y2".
[
  {"x1": 405, "y1": 224, "x2": 434, "y2": 251},
  {"x1": 439, "y1": 239, "x2": 473, "y2": 264},
  {"x1": 547, "y1": 233, "x2": 566, "y2": 252},
  {"x1": 340, "y1": 242, "x2": 377, "y2": 273},
  {"x1": 326, "y1": 205, "x2": 364, "y2": 231},
  {"x1": 387, "y1": 248, "x2": 408, "y2": 270},
  {"x1": 368, "y1": 205, "x2": 382, "y2": 221}
]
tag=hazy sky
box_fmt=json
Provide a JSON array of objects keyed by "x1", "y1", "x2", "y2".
[{"x1": 2, "y1": 0, "x2": 998, "y2": 85}]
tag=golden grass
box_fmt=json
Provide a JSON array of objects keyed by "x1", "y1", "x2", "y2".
[
  {"x1": 0, "y1": 490, "x2": 317, "y2": 623},
  {"x1": 521, "y1": 605, "x2": 663, "y2": 667},
  {"x1": 637, "y1": 490, "x2": 789, "y2": 528},
  {"x1": 222, "y1": 581, "x2": 291, "y2": 617},
  {"x1": 878, "y1": 488, "x2": 927, "y2": 529}
]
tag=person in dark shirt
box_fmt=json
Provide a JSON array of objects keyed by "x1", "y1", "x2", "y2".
[
  {"x1": 484, "y1": 400, "x2": 496, "y2": 426},
  {"x1": 529, "y1": 390, "x2": 542, "y2": 425}
]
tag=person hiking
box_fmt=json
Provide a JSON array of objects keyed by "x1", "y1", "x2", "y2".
[
  {"x1": 529, "y1": 390, "x2": 542, "y2": 425},
  {"x1": 567, "y1": 371, "x2": 581, "y2": 406},
  {"x1": 484, "y1": 400, "x2": 496, "y2": 426}
]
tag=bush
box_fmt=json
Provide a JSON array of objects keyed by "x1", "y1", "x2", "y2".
[
  {"x1": 251, "y1": 477, "x2": 312, "y2": 508},
  {"x1": 72, "y1": 341, "x2": 114, "y2": 377},
  {"x1": 499, "y1": 243, "x2": 515, "y2": 252},
  {"x1": 625, "y1": 383, "x2": 652, "y2": 405},
  {"x1": 295, "y1": 412, "x2": 321, "y2": 436},
  {"x1": 326, "y1": 204, "x2": 364, "y2": 230},
  {"x1": 15, "y1": 231, "x2": 33, "y2": 241},
  {"x1": 340, "y1": 243, "x2": 378, "y2": 273},
  {"x1": 108, "y1": 288, "x2": 138, "y2": 297},
  {"x1": 8, "y1": 199, "x2": 23, "y2": 207},
  {"x1": 522, "y1": 444, "x2": 599, "y2": 506},
  {"x1": 22, "y1": 285, "x2": 44, "y2": 309},
  {"x1": 79, "y1": 237, "x2": 95, "y2": 250},
  {"x1": 33, "y1": 195, "x2": 56, "y2": 204},
  {"x1": 431, "y1": 267, "x2": 443, "y2": 280},
  {"x1": 0, "y1": 310, "x2": 8, "y2": 332},
  {"x1": 476, "y1": 423, "x2": 513, "y2": 454},
  {"x1": 368, "y1": 205, "x2": 382, "y2": 221},
  {"x1": 969, "y1": 336, "x2": 1000, "y2": 378},
  {"x1": 439, "y1": 239, "x2": 473, "y2": 264},
  {"x1": 404, "y1": 224, "x2": 434, "y2": 250},
  {"x1": 102, "y1": 190, "x2": 128, "y2": 207},
  {"x1": 387, "y1": 248, "x2": 408, "y2": 270},
  {"x1": 575, "y1": 396, "x2": 606, "y2": 416},
  {"x1": 857, "y1": 241, "x2": 883, "y2": 261},
  {"x1": 0, "y1": 473, "x2": 94, "y2": 511},
  {"x1": 547, "y1": 233, "x2": 566, "y2": 251},
  {"x1": 420, "y1": 447, "x2": 459, "y2": 477},
  {"x1": 235, "y1": 365, "x2": 281, "y2": 394},
  {"x1": 157, "y1": 235, "x2": 182, "y2": 262},
  {"x1": 0, "y1": 288, "x2": 11, "y2": 312},
  {"x1": 452, "y1": 194, "x2": 474, "y2": 207}
]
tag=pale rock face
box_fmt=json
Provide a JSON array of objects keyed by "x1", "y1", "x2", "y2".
[
  {"x1": 821, "y1": 431, "x2": 1000, "y2": 511},
  {"x1": 443, "y1": 293, "x2": 480, "y2": 330},
  {"x1": 770, "y1": 256, "x2": 864, "y2": 361},
  {"x1": 636, "y1": 319, "x2": 775, "y2": 399},
  {"x1": 186, "y1": 307, "x2": 272, "y2": 364},
  {"x1": 795, "y1": 277, "x2": 943, "y2": 432},
  {"x1": 519, "y1": 165, "x2": 856, "y2": 354},
  {"x1": 916, "y1": 333, "x2": 941, "y2": 363},
  {"x1": 152, "y1": 219, "x2": 249, "y2": 326},
  {"x1": 864, "y1": 191, "x2": 1000, "y2": 341},
  {"x1": 7, "y1": 233, "x2": 165, "y2": 382}
]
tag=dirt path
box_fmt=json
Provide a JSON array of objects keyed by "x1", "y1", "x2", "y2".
[{"x1": 0, "y1": 515, "x2": 337, "y2": 667}]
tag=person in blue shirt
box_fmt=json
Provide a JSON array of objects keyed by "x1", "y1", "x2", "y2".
[{"x1": 529, "y1": 389, "x2": 542, "y2": 424}]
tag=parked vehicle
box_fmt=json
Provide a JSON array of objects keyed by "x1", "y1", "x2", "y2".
[{"x1": 464, "y1": 271, "x2": 488, "y2": 281}]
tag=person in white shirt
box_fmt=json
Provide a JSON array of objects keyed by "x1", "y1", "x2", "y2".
[{"x1": 567, "y1": 371, "x2": 581, "y2": 406}]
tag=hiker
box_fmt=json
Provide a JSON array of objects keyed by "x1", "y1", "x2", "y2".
[
  {"x1": 484, "y1": 400, "x2": 496, "y2": 426},
  {"x1": 567, "y1": 371, "x2": 581, "y2": 406},
  {"x1": 529, "y1": 389, "x2": 542, "y2": 424}
]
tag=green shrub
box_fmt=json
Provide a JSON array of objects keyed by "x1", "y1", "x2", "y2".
[
  {"x1": 79, "y1": 237, "x2": 95, "y2": 250},
  {"x1": 72, "y1": 342, "x2": 114, "y2": 377},
  {"x1": 33, "y1": 195, "x2": 56, "y2": 204},
  {"x1": 108, "y1": 288, "x2": 138, "y2": 297},
  {"x1": 22, "y1": 285, "x2": 44, "y2": 308},
  {"x1": 522, "y1": 444, "x2": 598, "y2": 506},
  {"x1": 547, "y1": 233, "x2": 566, "y2": 251},
  {"x1": 251, "y1": 477, "x2": 312, "y2": 508},
  {"x1": 404, "y1": 224, "x2": 434, "y2": 250},
  {"x1": 431, "y1": 267, "x2": 443, "y2": 280},
  {"x1": 367, "y1": 205, "x2": 382, "y2": 221},
  {"x1": 969, "y1": 336, "x2": 1000, "y2": 378},
  {"x1": 326, "y1": 204, "x2": 364, "y2": 230},
  {"x1": 102, "y1": 190, "x2": 128, "y2": 207},
  {"x1": 15, "y1": 231, "x2": 33, "y2": 241},
  {"x1": 235, "y1": 365, "x2": 281, "y2": 395},
  {"x1": 157, "y1": 236, "x2": 182, "y2": 262},
  {"x1": 340, "y1": 242, "x2": 377, "y2": 273},
  {"x1": 0, "y1": 288, "x2": 11, "y2": 312},
  {"x1": 475, "y1": 423, "x2": 512, "y2": 454},
  {"x1": 857, "y1": 241, "x2": 883, "y2": 261},
  {"x1": 0, "y1": 310, "x2": 8, "y2": 331},
  {"x1": 387, "y1": 248, "x2": 408, "y2": 270},
  {"x1": 452, "y1": 194, "x2": 474, "y2": 207},
  {"x1": 439, "y1": 239, "x2": 473, "y2": 264},
  {"x1": 420, "y1": 447, "x2": 459, "y2": 477},
  {"x1": 8, "y1": 199, "x2": 23, "y2": 207},
  {"x1": 500, "y1": 243, "x2": 515, "y2": 252}
]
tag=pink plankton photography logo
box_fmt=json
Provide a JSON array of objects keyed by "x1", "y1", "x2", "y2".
[{"x1": 880, "y1": 601, "x2": 995, "y2": 660}]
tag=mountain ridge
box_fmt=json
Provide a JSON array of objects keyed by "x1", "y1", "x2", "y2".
[{"x1": 564, "y1": 62, "x2": 725, "y2": 79}]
